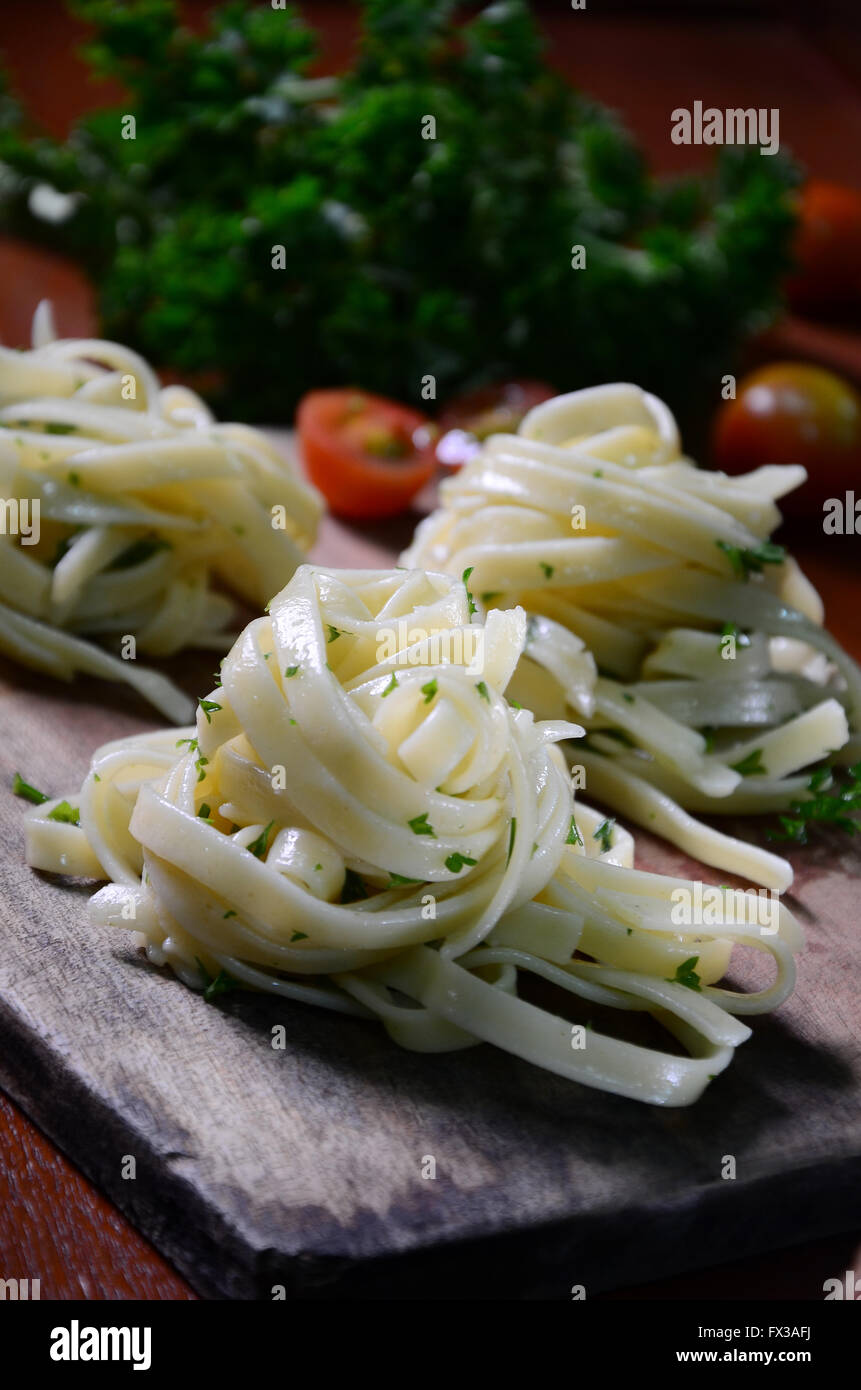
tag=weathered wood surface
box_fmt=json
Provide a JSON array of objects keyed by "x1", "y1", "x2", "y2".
[{"x1": 0, "y1": 496, "x2": 860, "y2": 1299}]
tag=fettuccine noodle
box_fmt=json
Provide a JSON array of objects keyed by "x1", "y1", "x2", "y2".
[
  {"x1": 23, "y1": 565, "x2": 802, "y2": 1106},
  {"x1": 0, "y1": 302, "x2": 322, "y2": 720},
  {"x1": 403, "y1": 384, "x2": 861, "y2": 889}
]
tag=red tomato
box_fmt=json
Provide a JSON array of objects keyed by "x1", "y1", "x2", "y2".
[
  {"x1": 786, "y1": 181, "x2": 861, "y2": 313},
  {"x1": 297, "y1": 390, "x2": 437, "y2": 520},
  {"x1": 436, "y1": 380, "x2": 555, "y2": 468},
  {"x1": 711, "y1": 364, "x2": 861, "y2": 514}
]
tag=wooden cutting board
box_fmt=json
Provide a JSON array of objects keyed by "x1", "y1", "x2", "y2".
[{"x1": 1, "y1": 494, "x2": 859, "y2": 1300}]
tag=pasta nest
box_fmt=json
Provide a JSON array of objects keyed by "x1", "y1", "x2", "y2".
[
  {"x1": 404, "y1": 384, "x2": 861, "y2": 889},
  {"x1": 24, "y1": 564, "x2": 803, "y2": 1105},
  {"x1": 0, "y1": 303, "x2": 322, "y2": 720}
]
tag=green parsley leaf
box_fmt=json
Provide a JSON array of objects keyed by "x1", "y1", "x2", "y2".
[
  {"x1": 668, "y1": 956, "x2": 702, "y2": 991},
  {"x1": 46, "y1": 800, "x2": 80, "y2": 825},
  {"x1": 196, "y1": 958, "x2": 242, "y2": 1004},
  {"x1": 767, "y1": 760, "x2": 861, "y2": 844},
  {"x1": 421, "y1": 678, "x2": 437, "y2": 703},
  {"x1": 593, "y1": 817, "x2": 615, "y2": 853},
  {"x1": 462, "y1": 566, "x2": 477, "y2": 616},
  {"x1": 198, "y1": 698, "x2": 221, "y2": 723},
  {"x1": 566, "y1": 816, "x2": 583, "y2": 846},
  {"x1": 730, "y1": 748, "x2": 767, "y2": 777},
  {"x1": 445, "y1": 852, "x2": 477, "y2": 873},
  {"x1": 408, "y1": 811, "x2": 436, "y2": 837},
  {"x1": 12, "y1": 773, "x2": 48, "y2": 805},
  {"x1": 382, "y1": 672, "x2": 398, "y2": 696},
  {"x1": 247, "y1": 820, "x2": 274, "y2": 858},
  {"x1": 476, "y1": 681, "x2": 490, "y2": 702},
  {"x1": 716, "y1": 539, "x2": 786, "y2": 580}
]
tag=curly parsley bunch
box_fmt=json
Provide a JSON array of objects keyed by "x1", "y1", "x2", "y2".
[{"x1": 0, "y1": 0, "x2": 797, "y2": 421}]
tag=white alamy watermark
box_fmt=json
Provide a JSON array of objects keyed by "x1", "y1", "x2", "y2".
[
  {"x1": 670, "y1": 884, "x2": 779, "y2": 934},
  {"x1": 0, "y1": 1277, "x2": 40, "y2": 1299},
  {"x1": 375, "y1": 622, "x2": 485, "y2": 675},
  {"x1": 50, "y1": 1321, "x2": 151, "y2": 1371},
  {"x1": 671, "y1": 103, "x2": 779, "y2": 156},
  {"x1": 0, "y1": 497, "x2": 40, "y2": 544},
  {"x1": 823, "y1": 492, "x2": 860, "y2": 535}
]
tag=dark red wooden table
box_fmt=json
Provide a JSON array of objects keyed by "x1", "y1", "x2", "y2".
[{"x1": 0, "y1": 1, "x2": 859, "y2": 1299}]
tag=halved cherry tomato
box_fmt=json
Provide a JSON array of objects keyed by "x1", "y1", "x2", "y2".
[
  {"x1": 711, "y1": 363, "x2": 861, "y2": 514},
  {"x1": 786, "y1": 181, "x2": 861, "y2": 314},
  {"x1": 297, "y1": 390, "x2": 437, "y2": 520},
  {"x1": 435, "y1": 380, "x2": 555, "y2": 468}
]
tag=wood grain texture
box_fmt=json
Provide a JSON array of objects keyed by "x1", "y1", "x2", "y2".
[{"x1": 0, "y1": 480, "x2": 860, "y2": 1299}]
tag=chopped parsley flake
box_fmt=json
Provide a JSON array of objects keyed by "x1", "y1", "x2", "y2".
[
  {"x1": 247, "y1": 820, "x2": 274, "y2": 858},
  {"x1": 540, "y1": 562, "x2": 554, "y2": 579},
  {"x1": 715, "y1": 539, "x2": 786, "y2": 581},
  {"x1": 593, "y1": 817, "x2": 615, "y2": 853},
  {"x1": 47, "y1": 800, "x2": 80, "y2": 825},
  {"x1": 421, "y1": 678, "x2": 437, "y2": 703},
  {"x1": 566, "y1": 816, "x2": 583, "y2": 846},
  {"x1": 408, "y1": 812, "x2": 436, "y2": 837},
  {"x1": 290, "y1": 931, "x2": 309, "y2": 943},
  {"x1": 767, "y1": 760, "x2": 861, "y2": 844},
  {"x1": 668, "y1": 956, "x2": 702, "y2": 991},
  {"x1": 445, "y1": 852, "x2": 477, "y2": 873},
  {"x1": 199, "y1": 698, "x2": 221, "y2": 723},
  {"x1": 196, "y1": 959, "x2": 241, "y2": 1003},
  {"x1": 730, "y1": 748, "x2": 766, "y2": 777},
  {"x1": 462, "y1": 566, "x2": 477, "y2": 616},
  {"x1": 12, "y1": 773, "x2": 48, "y2": 805},
  {"x1": 285, "y1": 665, "x2": 299, "y2": 677},
  {"x1": 382, "y1": 672, "x2": 398, "y2": 697},
  {"x1": 476, "y1": 681, "x2": 490, "y2": 702}
]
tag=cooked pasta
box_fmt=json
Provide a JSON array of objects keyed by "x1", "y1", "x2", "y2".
[
  {"x1": 23, "y1": 564, "x2": 802, "y2": 1106},
  {"x1": 0, "y1": 302, "x2": 322, "y2": 720},
  {"x1": 403, "y1": 384, "x2": 861, "y2": 888}
]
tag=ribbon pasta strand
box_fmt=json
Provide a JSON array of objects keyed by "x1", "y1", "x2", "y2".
[{"x1": 23, "y1": 565, "x2": 801, "y2": 1106}]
